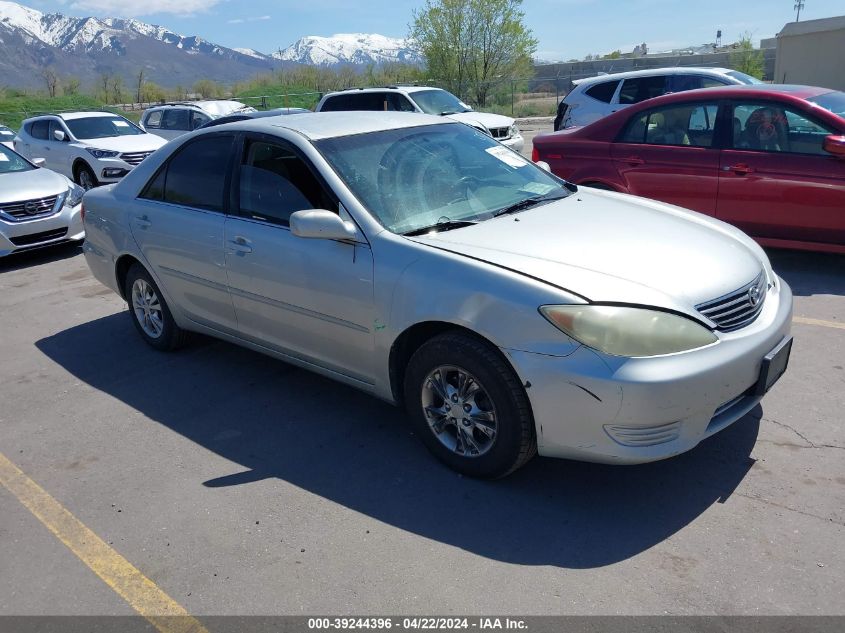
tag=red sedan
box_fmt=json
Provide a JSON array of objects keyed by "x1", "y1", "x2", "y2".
[{"x1": 533, "y1": 85, "x2": 845, "y2": 254}]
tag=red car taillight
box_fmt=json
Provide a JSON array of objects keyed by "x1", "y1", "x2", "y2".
[
  {"x1": 531, "y1": 147, "x2": 539, "y2": 162},
  {"x1": 80, "y1": 203, "x2": 85, "y2": 223}
]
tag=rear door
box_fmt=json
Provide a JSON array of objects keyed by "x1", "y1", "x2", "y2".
[
  {"x1": 717, "y1": 100, "x2": 845, "y2": 245},
  {"x1": 610, "y1": 100, "x2": 722, "y2": 214}
]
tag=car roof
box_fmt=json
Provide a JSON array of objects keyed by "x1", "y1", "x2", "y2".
[
  {"x1": 58, "y1": 111, "x2": 122, "y2": 121},
  {"x1": 212, "y1": 111, "x2": 452, "y2": 140},
  {"x1": 573, "y1": 67, "x2": 737, "y2": 86},
  {"x1": 647, "y1": 84, "x2": 835, "y2": 102},
  {"x1": 322, "y1": 86, "x2": 442, "y2": 97}
]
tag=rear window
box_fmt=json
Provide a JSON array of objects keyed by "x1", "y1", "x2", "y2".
[
  {"x1": 584, "y1": 80, "x2": 620, "y2": 103},
  {"x1": 619, "y1": 76, "x2": 667, "y2": 105}
]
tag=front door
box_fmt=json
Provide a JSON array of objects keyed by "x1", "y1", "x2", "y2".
[
  {"x1": 717, "y1": 100, "x2": 845, "y2": 245},
  {"x1": 223, "y1": 135, "x2": 376, "y2": 384}
]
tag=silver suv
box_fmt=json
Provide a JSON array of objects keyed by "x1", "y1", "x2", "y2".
[
  {"x1": 140, "y1": 101, "x2": 256, "y2": 140},
  {"x1": 554, "y1": 67, "x2": 763, "y2": 130},
  {"x1": 316, "y1": 86, "x2": 524, "y2": 152}
]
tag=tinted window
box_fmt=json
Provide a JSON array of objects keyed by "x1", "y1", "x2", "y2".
[
  {"x1": 29, "y1": 120, "x2": 49, "y2": 140},
  {"x1": 141, "y1": 168, "x2": 166, "y2": 201},
  {"x1": 386, "y1": 93, "x2": 416, "y2": 112},
  {"x1": 665, "y1": 75, "x2": 703, "y2": 93},
  {"x1": 47, "y1": 120, "x2": 67, "y2": 141},
  {"x1": 191, "y1": 111, "x2": 211, "y2": 130},
  {"x1": 65, "y1": 116, "x2": 144, "y2": 139},
  {"x1": 144, "y1": 111, "x2": 163, "y2": 129},
  {"x1": 160, "y1": 135, "x2": 234, "y2": 210},
  {"x1": 347, "y1": 93, "x2": 389, "y2": 110},
  {"x1": 584, "y1": 80, "x2": 620, "y2": 103},
  {"x1": 619, "y1": 76, "x2": 667, "y2": 104},
  {"x1": 731, "y1": 102, "x2": 834, "y2": 155},
  {"x1": 238, "y1": 140, "x2": 333, "y2": 226},
  {"x1": 162, "y1": 109, "x2": 190, "y2": 131},
  {"x1": 320, "y1": 95, "x2": 350, "y2": 111},
  {"x1": 620, "y1": 103, "x2": 719, "y2": 147}
]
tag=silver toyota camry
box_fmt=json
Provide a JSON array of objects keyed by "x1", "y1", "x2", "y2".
[
  {"x1": 1, "y1": 144, "x2": 85, "y2": 257},
  {"x1": 82, "y1": 112, "x2": 793, "y2": 478}
]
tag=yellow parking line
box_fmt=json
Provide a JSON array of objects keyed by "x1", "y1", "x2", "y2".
[
  {"x1": 0, "y1": 452, "x2": 209, "y2": 633},
  {"x1": 793, "y1": 316, "x2": 845, "y2": 331}
]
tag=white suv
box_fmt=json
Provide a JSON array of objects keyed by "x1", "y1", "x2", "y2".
[
  {"x1": 140, "y1": 101, "x2": 256, "y2": 140},
  {"x1": 554, "y1": 67, "x2": 763, "y2": 130},
  {"x1": 315, "y1": 87, "x2": 524, "y2": 152},
  {"x1": 15, "y1": 112, "x2": 166, "y2": 190}
]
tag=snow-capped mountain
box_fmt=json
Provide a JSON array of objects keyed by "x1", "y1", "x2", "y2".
[{"x1": 275, "y1": 34, "x2": 420, "y2": 66}]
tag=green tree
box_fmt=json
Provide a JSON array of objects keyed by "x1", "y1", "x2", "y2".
[
  {"x1": 193, "y1": 79, "x2": 223, "y2": 99},
  {"x1": 730, "y1": 32, "x2": 764, "y2": 79},
  {"x1": 63, "y1": 77, "x2": 81, "y2": 96},
  {"x1": 410, "y1": 0, "x2": 537, "y2": 106}
]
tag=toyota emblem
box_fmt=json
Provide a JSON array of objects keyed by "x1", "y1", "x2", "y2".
[
  {"x1": 24, "y1": 201, "x2": 39, "y2": 215},
  {"x1": 748, "y1": 285, "x2": 761, "y2": 307}
]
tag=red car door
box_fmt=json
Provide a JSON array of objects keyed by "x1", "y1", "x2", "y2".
[
  {"x1": 717, "y1": 100, "x2": 845, "y2": 246},
  {"x1": 611, "y1": 101, "x2": 721, "y2": 215}
]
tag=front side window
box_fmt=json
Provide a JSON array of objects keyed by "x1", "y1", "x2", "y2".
[
  {"x1": 162, "y1": 109, "x2": 191, "y2": 132},
  {"x1": 47, "y1": 120, "x2": 67, "y2": 142},
  {"x1": 619, "y1": 76, "x2": 667, "y2": 105},
  {"x1": 731, "y1": 102, "x2": 835, "y2": 155},
  {"x1": 620, "y1": 103, "x2": 719, "y2": 147},
  {"x1": 238, "y1": 140, "x2": 333, "y2": 226},
  {"x1": 191, "y1": 112, "x2": 211, "y2": 130},
  {"x1": 142, "y1": 135, "x2": 234, "y2": 210},
  {"x1": 65, "y1": 115, "x2": 144, "y2": 139},
  {"x1": 410, "y1": 90, "x2": 472, "y2": 115},
  {"x1": 0, "y1": 144, "x2": 34, "y2": 174},
  {"x1": 387, "y1": 94, "x2": 416, "y2": 112},
  {"x1": 584, "y1": 80, "x2": 620, "y2": 104},
  {"x1": 315, "y1": 123, "x2": 569, "y2": 235}
]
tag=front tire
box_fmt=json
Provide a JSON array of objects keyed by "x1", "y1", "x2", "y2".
[
  {"x1": 124, "y1": 264, "x2": 188, "y2": 351},
  {"x1": 75, "y1": 163, "x2": 98, "y2": 190},
  {"x1": 403, "y1": 332, "x2": 537, "y2": 478}
]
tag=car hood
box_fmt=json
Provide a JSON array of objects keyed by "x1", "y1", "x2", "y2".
[
  {"x1": 410, "y1": 189, "x2": 766, "y2": 317},
  {"x1": 446, "y1": 111, "x2": 515, "y2": 131},
  {"x1": 73, "y1": 134, "x2": 167, "y2": 153},
  {"x1": 0, "y1": 168, "x2": 70, "y2": 203}
]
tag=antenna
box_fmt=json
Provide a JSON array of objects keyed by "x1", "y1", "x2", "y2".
[{"x1": 794, "y1": 0, "x2": 805, "y2": 21}]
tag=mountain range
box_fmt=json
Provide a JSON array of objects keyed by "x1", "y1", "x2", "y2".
[{"x1": 0, "y1": 1, "x2": 420, "y2": 91}]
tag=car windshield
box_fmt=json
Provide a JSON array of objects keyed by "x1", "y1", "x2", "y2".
[
  {"x1": 315, "y1": 123, "x2": 570, "y2": 235},
  {"x1": 725, "y1": 71, "x2": 764, "y2": 85},
  {"x1": 65, "y1": 115, "x2": 145, "y2": 140},
  {"x1": 0, "y1": 144, "x2": 33, "y2": 174},
  {"x1": 807, "y1": 91, "x2": 845, "y2": 119},
  {"x1": 411, "y1": 89, "x2": 473, "y2": 115},
  {"x1": 0, "y1": 126, "x2": 14, "y2": 138}
]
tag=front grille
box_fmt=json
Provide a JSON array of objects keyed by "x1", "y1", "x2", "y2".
[
  {"x1": 0, "y1": 195, "x2": 60, "y2": 222},
  {"x1": 120, "y1": 151, "x2": 153, "y2": 166},
  {"x1": 10, "y1": 228, "x2": 68, "y2": 247},
  {"x1": 696, "y1": 272, "x2": 767, "y2": 332},
  {"x1": 489, "y1": 126, "x2": 510, "y2": 140}
]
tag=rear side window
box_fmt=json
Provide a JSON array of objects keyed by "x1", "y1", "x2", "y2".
[
  {"x1": 162, "y1": 109, "x2": 191, "y2": 131},
  {"x1": 144, "y1": 111, "x2": 163, "y2": 129},
  {"x1": 320, "y1": 95, "x2": 350, "y2": 111},
  {"x1": 29, "y1": 120, "x2": 49, "y2": 140},
  {"x1": 321, "y1": 92, "x2": 388, "y2": 111},
  {"x1": 141, "y1": 135, "x2": 234, "y2": 211},
  {"x1": 584, "y1": 80, "x2": 620, "y2": 103},
  {"x1": 619, "y1": 76, "x2": 667, "y2": 104}
]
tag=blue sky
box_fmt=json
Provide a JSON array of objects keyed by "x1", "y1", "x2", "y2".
[{"x1": 25, "y1": 0, "x2": 845, "y2": 61}]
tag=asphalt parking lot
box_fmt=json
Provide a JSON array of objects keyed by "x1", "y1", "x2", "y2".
[{"x1": 1, "y1": 122, "x2": 844, "y2": 619}]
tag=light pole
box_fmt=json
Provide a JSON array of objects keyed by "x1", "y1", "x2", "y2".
[{"x1": 794, "y1": 0, "x2": 805, "y2": 21}]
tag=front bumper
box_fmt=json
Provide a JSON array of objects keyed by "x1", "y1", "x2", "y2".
[
  {"x1": 504, "y1": 277, "x2": 793, "y2": 464},
  {"x1": 92, "y1": 158, "x2": 136, "y2": 184},
  {"x1": 0, "y1": 202, "x2": 84, "y2": 257}
]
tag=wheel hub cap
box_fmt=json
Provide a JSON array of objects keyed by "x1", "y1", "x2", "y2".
[{"x1": 131, "y1": 279, "x2": 164, "y2": 339}]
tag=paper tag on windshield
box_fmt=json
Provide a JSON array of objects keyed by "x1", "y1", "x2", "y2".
[
  {"x1": 114, "y1": 121, "x2": 129, "y2": 127},
  {"x1": 486, "y1": 145, "x2": 528, "y2": 169}
]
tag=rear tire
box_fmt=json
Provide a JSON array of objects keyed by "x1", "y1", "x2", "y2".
[
  {"x1": 403, "y1": 331, "x2": 536, "y2": 478},
  {"x1": 124, "y1": 264, "x2": 188, "y2": 351}
]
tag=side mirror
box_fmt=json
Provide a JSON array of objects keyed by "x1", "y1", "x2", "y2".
[
  {"x1": 290, "y1": 209, "x2": 359, "y2": 241},
  {"x1": 53, "y1": 129, "x2": 66, "y2": 142},
  {"x1": 535, "y1": 160, "x2": 552, "y2": 173},
  {"x1": 823, "y1": 135, "x2": 845, "y2": 157},
  {"x1": 32, "y1": 157, "x2": 46, "y2": 167}
]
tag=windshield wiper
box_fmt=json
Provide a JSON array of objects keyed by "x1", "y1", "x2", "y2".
[
  {"x1": 402, "y1": 219, "x2": 478, "y2": 236},
  {"x1": 492, "y1": 190, "x2": 571, "y2": 218}
]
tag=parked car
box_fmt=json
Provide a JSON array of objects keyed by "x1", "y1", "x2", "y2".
[
  {"x1": 198, "y1": 107, "x2": 311, "y2": 130},
  {"x1": 140, "y1": 101, "x2": 257, "y2": 140},
  {"x1": 15, "y1": 112, "x2": 166, "y2": 191},
  {"x1": 554, "y1": 67, "x2": 763, "y2": 130},
  {"x1": 0, "y1": 143, "x2": 84, "y2": 257},
  {"x1": 315, "y1": 86, "x2": 524, "y2": 152},
  {"x1": 534, "y1": 85, "x2": 845, "y2": 254},
  {"x1": 0, "y1": 125, "x2": 15, "y2": 149},
  {"x1": 82, "y1": 112, "x2": 792, "y2": 478}
]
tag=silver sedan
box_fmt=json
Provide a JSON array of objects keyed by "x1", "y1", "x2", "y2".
[
  {"x1": 0, "y1": 144, "x2": 85, "y2": 257},
  {"x1": 81, "y1": 112, "x2": 793, "y2": 478}
]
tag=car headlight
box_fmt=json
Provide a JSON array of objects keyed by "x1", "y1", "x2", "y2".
[
  {"x1": 539, "y1": 305, "x2": 718, "y2": 357},
  {"x1": 66, "y1": 184, "x2": 85, "y2": 208},
  {"x1": 509, "y1": 124, "x2": 520, "y2": 137},
  {"x1": 85, "y1": 148, "x2": 120, "y2": 159}
]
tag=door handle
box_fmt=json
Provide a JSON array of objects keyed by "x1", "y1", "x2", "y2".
[
  {"x1": 227, "y1": 236, "x2": 253, "y2": 254},
  {"x1": 724, "y1": 163, "x2": 754, "y2": 175},
  {"x1": 134, "y1": 215, "x2": 152, "y2": 229},
  {"x1": 623, "y1": 155, "x2": 644, "y2": 166}
]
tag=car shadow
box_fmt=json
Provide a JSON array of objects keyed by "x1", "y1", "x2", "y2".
[
  {"x1": 0, "y1": 241, "x2": 82, "y2": 273},
  {"x1": 36, "y1": 313, "x2": 761, "y2": 569},
  {"x1": 767, "y1": 248, "x2": 845, "y2": 297}
]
